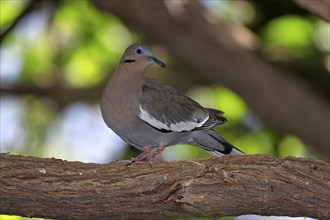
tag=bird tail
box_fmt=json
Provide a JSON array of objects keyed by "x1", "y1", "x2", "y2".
[{"x1": 190, "y1": 130, "x2": 245, "y2": 156}]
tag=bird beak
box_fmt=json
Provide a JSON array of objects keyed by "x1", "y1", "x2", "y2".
[{"x1": 149, "y1": 56, "x2": 166, "y2": 68}]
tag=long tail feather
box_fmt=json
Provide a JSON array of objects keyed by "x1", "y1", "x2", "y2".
[{"x1": 190, "y1": 130, "x2": 245, "y2": 156}]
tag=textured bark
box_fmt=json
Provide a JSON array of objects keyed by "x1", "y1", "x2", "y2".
[
  {"x1": 90, "y1": 0, "x2": 330, "y2": 157},
  {"x1": 293, "y1": 0, "x2": 330, "y2": 22},
  {"x1": 0, "y1": 153, "x2": 329, "y2": 220}
]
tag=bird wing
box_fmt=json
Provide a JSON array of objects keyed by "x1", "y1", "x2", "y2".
[{"x1": 138, "y1": 78, "x2": 226, "y2": 132}]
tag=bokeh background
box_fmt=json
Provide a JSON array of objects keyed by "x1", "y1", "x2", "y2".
[{"x1": 0, "y1": 0, "x2": 329, "y2": 220}]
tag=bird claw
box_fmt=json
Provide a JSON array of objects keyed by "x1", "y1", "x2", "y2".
[
  {"x1": 126, "y1": 144, "x2": 166, "y2": 167},
  {"x1": 126, "y1": 159, "x2": 153, "y2": 167}
]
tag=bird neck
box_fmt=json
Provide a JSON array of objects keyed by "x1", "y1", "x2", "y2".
[
  {"x1": 104, "y1": 64, "x2": 145, "y2": 100},
  {"x1": 115, "y1": 64, "x2": 145, "y2": 88}
]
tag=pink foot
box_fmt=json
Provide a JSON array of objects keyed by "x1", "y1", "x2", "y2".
[
  {"x1": 132, "y1": 146, "x2": 152, "y2": 162},
  {"x1": 127, "y1": 144, "x2": 166, "y2": 167},
  {"x1": 128, "y1": 146, "x2": 152, "y2": 165},
  {"x1": 148, "y1": 143, "x2": 166, "y2": 166}
]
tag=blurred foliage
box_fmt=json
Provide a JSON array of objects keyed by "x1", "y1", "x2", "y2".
[
  {"x1": 0, "y1": 1, "x2": 25, "y2": 28},
  {"x1": 261, "y1": 15, "x2": 314, "y2": 57},
  {"x1": 0, "y1": 214, "x2": 241, "y2": 220},
  {"x1": 1, "y1": 0, "x2": 325, "y2": 162},
  {"x1": 54, "y1": 0, "x2": 136, "y2": 88},
  {"x1": 0, "y1": 215, "x2": 47, "y2": 220},
  {"x1": 0, "y1": 0, "x2": 328, "y2": 219}
]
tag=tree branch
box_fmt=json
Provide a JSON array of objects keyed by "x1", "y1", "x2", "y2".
[
  {"x1": 0, "y1": 153, "x2": 329, "y2": 219},
  {"x1": 293, "y1": 0, "x2": 330, "y2": 22},
  {"x1": 0, "y1": 84, "x2": 104, "y2": 109},
  {"x1": 90, "y1": 0, "x2": 330, "y2": 157}
]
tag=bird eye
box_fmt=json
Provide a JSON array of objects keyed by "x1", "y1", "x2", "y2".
[{"x1": 136, "y1": 48, "x2": 142, "y2": 54}]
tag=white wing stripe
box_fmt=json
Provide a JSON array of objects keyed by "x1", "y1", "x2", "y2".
[
  {"x1": 139, "y1": 105, "x2": 209, "y2": 132},
  {"x1": 197, "y1": 115, "x2": 209, "y2": 127},
  {"x1": 169, "y1": 115, "x2": 209, "y2": 132},
  {"x1": 139, "y1": 105, "x2": 170, "y2": 130}
]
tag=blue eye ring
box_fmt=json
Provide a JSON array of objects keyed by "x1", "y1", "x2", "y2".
[{"x1": 136, "y1": 48, "x2": 142, "y2": 55}]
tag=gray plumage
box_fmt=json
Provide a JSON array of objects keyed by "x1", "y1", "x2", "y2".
[
  {"x1": 140, "y1": 78, "x2": 227, "y2": 132},
  {"x1": 100, "y1": 44, "x2": 244, "y2": 163}
]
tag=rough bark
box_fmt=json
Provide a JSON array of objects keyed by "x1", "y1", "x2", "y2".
[
  {"x1": 90, "y1": 0, "x2": 330, "y2": 157},
  {"x1": 0, "y1": 153, "x2": 329, "y2": 220}
]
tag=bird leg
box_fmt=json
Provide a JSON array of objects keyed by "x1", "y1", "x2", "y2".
[
  {"x1": 148, "y1": 143, "x2": 166, "y2": 165},
  {"x1": 131, "y1": 146, "x2": 152, "y2": 163},
  {"x1": 128, "y1": 144, "x2": 166, "y2": 167}
]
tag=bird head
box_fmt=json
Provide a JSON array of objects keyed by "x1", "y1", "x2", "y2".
[{"x1": 120, "y1": 44, "x2": 166, "y2": 68}]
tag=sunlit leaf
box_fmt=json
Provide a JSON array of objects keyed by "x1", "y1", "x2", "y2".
[
  {"x1": 0, "y1": 1, "x2": 26, "y2": 29},
  {"x1": 64, "y1": 46, "x2": 104, "y2": 87},
  {"x1": 234, "y1": 129, "x2": 274, "y2": 154},
  {"x1": 261, "y1": 15, "x2": 314, "y2": 57},
  {"x1": 188, "y1": 86, "x2": 247, "y2": 121},
  {"x1": 213, "y1": 87, "x2": 247, "y2": 121},
  {"x1": 53, "y1": 0, "x2": 135, "y2": 88},
  {"x1": 22, "y1": 33, "x2": 55, "y2": 87},
  {"x1": 0, "y1": 215, "x2": 47, "y2": 220},
  {"x1": 314, "y1": 21, "x2": 330, "y2": 53},
  {"x1": 99, "y1": 25, "x2": 133, "y2": 54},
  {"x1": 278, "y1": 135, "x2": 307, "y2": 157},
  {"x1": 162, "y1": 144, "x2": 212, "y2": 161},
  {"x1": 187, "y1": 86, "x2": 217, "y2": 108}
]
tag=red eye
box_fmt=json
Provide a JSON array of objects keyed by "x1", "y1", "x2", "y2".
[{"x1": 136, "y1": 49, "x2": 142, "y2": 54}]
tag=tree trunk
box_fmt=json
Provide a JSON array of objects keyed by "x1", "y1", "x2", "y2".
[{"x1": 0, "y1": 153, "x2": 329, "y2": 219}]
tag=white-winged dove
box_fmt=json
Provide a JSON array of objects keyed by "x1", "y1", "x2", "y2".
[{"x1": 101, "y1": 44, "x2": 244, "y2": 164}]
